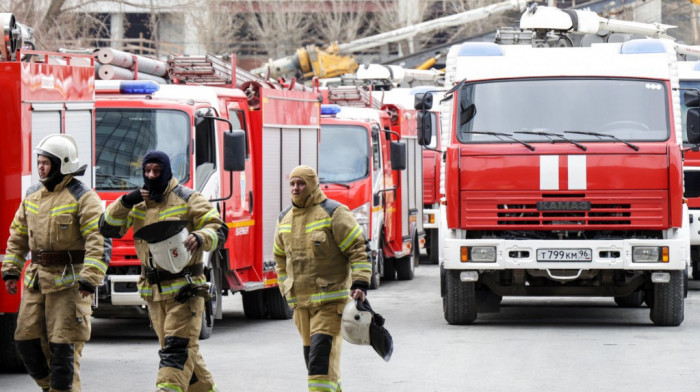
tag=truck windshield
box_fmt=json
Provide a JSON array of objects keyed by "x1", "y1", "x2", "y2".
[
  {"x1": 456, "y1": 78, "x2": 669, "y2": 144},
  {"x1": 319, "y1": 124, "x2": 370, "y2": 183},
  {"x1": 95, "y1": 109, "x2": 190, "y2": 191},
  {"x1": 681, "y1": 80, "x2": 700, "y2": 145}
]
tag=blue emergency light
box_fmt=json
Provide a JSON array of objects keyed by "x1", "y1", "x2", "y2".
[
  {"x1": 321, "y1": 104, "x2": 342, "y2": 116},
  {"x1": 458, "y1": 42, "x2": 503, "y2": 57},
  {"x1": 120, "y1": 80, "x2": 160, "y2": 94},
  {"x1": 620, "y1": 39, "x2": 667, "y2": 55}
]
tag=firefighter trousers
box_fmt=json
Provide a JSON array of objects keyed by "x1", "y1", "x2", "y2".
[
  {"x1": 294, "y1": 302, "x2": 345, "y2": 392},
  {"x1": 147, "y1": 296, "x2": 217, "y2": 392},
  {"x1": 15, "y1": 284, "x2": 92, "y2": 392}
]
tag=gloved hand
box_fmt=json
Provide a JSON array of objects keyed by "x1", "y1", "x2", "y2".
[
  {"x1": 121, "y1": 188, "x2": 144, "y2": 207},
  {"x1": 174, "y1": 283, "x2": 212, "y2": 304}
]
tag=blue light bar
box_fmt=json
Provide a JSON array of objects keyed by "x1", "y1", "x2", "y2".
[
  {"x1": 620, "y1": 39, "x2": 667, "y2": 55},
  {"x1": 120, "y1": 80, "x2": 160, "y2": 94},
  {"x1": 458, "y1": 42, "x2": 503, "y2": 57},
  {"x1": 321, "y1": 104, "x2": 342, "y2": 116}
]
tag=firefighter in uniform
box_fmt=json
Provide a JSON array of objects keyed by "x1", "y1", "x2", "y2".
[
  {"x1": 1, "y1": 134, "x2": 111, "y2": 392},
  {"x1": 99, "y1": 150, "x2": 226, "y2": 392},
  {"x1": 273, "y1": 165, "x2": 372, "y2": 392}
]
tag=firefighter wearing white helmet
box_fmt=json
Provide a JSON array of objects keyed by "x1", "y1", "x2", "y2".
[
  {"x1": 2, "y1": 133, "x2": 112, "y2": 392},
  {"x1": 273, "y1": 165, "x2": 372, "y2": 392}
]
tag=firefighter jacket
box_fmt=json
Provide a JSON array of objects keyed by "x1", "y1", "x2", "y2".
[
  {"x1": 2, "y1": 175, "x2": 111, "y2": 293},
  {"x1": 99, "y1": 178, "x2": 227, "y2": 301},
  {"x1": 273, "y1": 186, "x2": 372, "y2": 309}
]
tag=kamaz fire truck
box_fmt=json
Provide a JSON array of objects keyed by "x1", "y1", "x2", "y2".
[
  {"x1": 417, "y1": 38, "x2": 693, "y2": 326},
  {"x1": 319, "y1": 85, "x2": 424, "y2": 286},
  {"x1": 0, "y1": 13, "x2": 96, "y2": 370},
  {"x1": 92, "y1": 59, "x2": 320, "y2": 337}
]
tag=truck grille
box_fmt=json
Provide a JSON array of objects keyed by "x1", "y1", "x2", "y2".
[{"x1": 496, "y1": 203, "x2": 631, "y2": 225}]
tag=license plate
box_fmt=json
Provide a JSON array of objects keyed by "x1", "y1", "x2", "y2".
[{"x1": 537, "y1": 248, "x2": 592, "y2": 262}]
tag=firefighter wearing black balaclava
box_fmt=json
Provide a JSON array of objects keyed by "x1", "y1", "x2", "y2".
[
  {"x1": 273, "y1": 165, "x2": 372, "y2": 392},
  {"x1": 2, "y1": 134, "x2": 111, "y2": 392},
  {"x1": 99, "y1": 150, "x2": 227, "y2": 392}
]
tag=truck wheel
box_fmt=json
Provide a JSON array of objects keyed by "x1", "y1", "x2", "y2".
[
  {"x1": 265, "y1": 287, "x2": 293, "y2": 320},
  {"x1": 369, "y1": 247, "x2": 381, "y2": 290},
  {"x1": 427, "y1": 229, "x2": 439, "y2": 265},
  {"x1": 0, "y1": 313, "x2": 24, "y2": 373},
  {"x1": 242, "y1": 290, "x2": 266, "y2": 319},
  {"x1": 396, "y1": 254, "x2": 415, "y2": 280},
  {"x1": 650, "y1": 270, "x2": 685, "y2": 326},
  {"x1": 383, "y1": 257, "x2": 396, "y2": 281},
  {"x1": 614, "y1": 290, "x2": 645, "y2": 308},
  {"x1": 693, "y1": 260, "x2": 700, "y2": 280},
  {"x1": 444, "y1": 269, "x2": 477, "y2": 325}
]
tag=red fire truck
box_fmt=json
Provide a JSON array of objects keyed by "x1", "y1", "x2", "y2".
[
  {"x1": 0, "y1": 15, "x2": 96, "y2": 370},
  {"x1": 417, "y1": 39, "x2": 692, "y2": 326},
  {"x1": 319, "y1": 86, "x2": 424, "y2": 286},
  {"x1": 92, "y1": 70, "x2": 320, "y2": 337}
]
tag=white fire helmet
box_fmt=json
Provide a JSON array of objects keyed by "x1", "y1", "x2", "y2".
[
  {"x1": 34, "y1": 134, "x2": 83, "y2": 175},
  {"x1": 133, "y1": 220, "x2": 192, "y2": 274},
  {"x1": 341, "y1": 299, "x2": 372, "y2": 345}
]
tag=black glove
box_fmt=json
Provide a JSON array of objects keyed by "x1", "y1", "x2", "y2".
[
  {"x1": 351, "y1": 281, "x2": 369, "y2": 295},
  {"x1": 78, "y1": 280, "x2": 95, "y2": 294},
  {"x1": 174, "y1": 283, "x2": 211, "y2": 304},
  {"x1": 121, "y1": 189, "x2": 143, "y2": 207},
  {"x1": 2, "y1": 273, "x2": 19, "y2": 282}
]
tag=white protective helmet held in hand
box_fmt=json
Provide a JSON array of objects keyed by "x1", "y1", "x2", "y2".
[
  {"x1": 341, "y1": 299, "x2": 372, "y2": 345},
  {"x1": 133, "y1": 220, "x2": 192, "y2": 274},
  {"x1": 34, "y1": 134, "x2": 82, "y2": 174}
]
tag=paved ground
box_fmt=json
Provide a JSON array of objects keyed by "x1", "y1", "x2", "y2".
[{"x1": 2, "y1": 264, "x2": 700, "y2": 391}]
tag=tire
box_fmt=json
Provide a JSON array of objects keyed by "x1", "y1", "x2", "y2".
[
  {"x1": 427, "y1": 229, "x2": 439, "y2": 265},
  {"x1": 614, "y1": 290, "x2": 645, "y2": 308},
  {"x1": 383, "y1": 256, "x2": 396, "y2": 281},
  {"x1": 265, "y1": 288, "x2": 293, "y2": 320},
  {"x1": 199, "y1": 269, "x2": 220, "y2": 340},
  {"x1": 397, "y1": 235, "x2": 418, "y2": 281},
  {"x1": 693, "y1": 260, "x2": 700, "y2": 280},
  {"x1": 444, "y1": 269, "x2": 477, "y2": 325},
  {"x1": 650, "y1": 270, "x2": 685, "y2": 326},
  {"x1": 242, "y1": 290, "x2": 266, "y2": 319},
  {"x1": 0, "y1": 313, "x2": 25, "y2": 373},
  {"x1": 369, "y1": 247, "x2": 381, "y2": 290}
]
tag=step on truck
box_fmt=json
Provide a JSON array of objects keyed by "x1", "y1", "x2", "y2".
[
  {"x1": 0, "y1": 13, "x2": 96, "y2": 370},
  {"x1": 93, "y1": 63, "x2": 321, "y2": 337},
  {"x1": 416, "y1": 39, "x2": 693, "y2": 326}
]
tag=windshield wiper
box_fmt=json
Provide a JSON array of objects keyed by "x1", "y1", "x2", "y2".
[
  {"x1": 318, "y1": 178, "x2": 351, "y2": 189},
  {"x1": 563, "y1": 131, "x2": 639, "y2": 151},
  {"x1": 514, "y1": 131, "x2": 586, "y2": 151},
  {"x1": 96, "y1": 173, "x2": 140, "y2": 188},
  {"x1": 466, "y1": 131, "x2": 535, "y2": 151}
]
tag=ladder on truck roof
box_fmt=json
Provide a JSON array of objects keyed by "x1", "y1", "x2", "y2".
[
  {"x1": 168, "y1": 53, "x2": 264, "y2": 89},
  {"x1": 326, "y1": 85, "x2": 383, "y2": 110}
]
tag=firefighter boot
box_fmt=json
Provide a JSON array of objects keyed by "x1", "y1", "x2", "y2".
[
  {"x1": 16, "y1": 338, "x2": 51, "y2": 390},
  {"x1": 48, "y1": 342, "x2": 74, "y2": 392}
]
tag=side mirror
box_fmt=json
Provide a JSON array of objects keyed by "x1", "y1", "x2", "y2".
[
  {"x1": 417, "y1": 110, "x2": 432, "y2": 146},
  {"x1": 223, "y1": 130, "x2": 246, "y2": 172},
  {"x1": 414, "y1": 92, "x2": 433, "y2": 110},
  {"x1": 373, "y1": 193, "x2": 381, "y2": 206},
  {"x1": 686, "y1": 90, "x2": 700, "y2": 108},
  {"x1": 390, "y1": 141, "x2": 406, "y2": 171},
  {"x1": 688, "y1": 108, "x2": 700, "y2": 144}
]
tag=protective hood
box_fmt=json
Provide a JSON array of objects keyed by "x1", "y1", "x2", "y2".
[
  {"x1": 38, "y1": 154, "x2": 65, "y2": 192},
  {"x1": 142, "y1": 150, "x2": 173, "y2": 203},
  {"x1": 290, "y1": 165, "x2": 326, "y2": 208}
]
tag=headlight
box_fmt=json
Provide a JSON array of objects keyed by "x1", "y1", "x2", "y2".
[
  {"x1": 632, "y1": 247, "x2": 668, "y2": 263},
  {"x1": 470, "y1": 246, "x2": 496, "y2": 262},
  {"x1": 351, "y1": 202, "x2": 370, "y2": 238}
]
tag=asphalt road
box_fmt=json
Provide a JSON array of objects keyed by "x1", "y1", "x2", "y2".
[{"x1": 2, "y1": 263, "x2": 700, "y2": 391}]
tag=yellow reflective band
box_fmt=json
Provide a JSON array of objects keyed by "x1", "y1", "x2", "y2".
[
  {"x1": 310, "y1": 290, "x2": 350, "y2": 304},
  {"x1": 351, "y1": 262, "x2": 372, "y2": 271},
  {"x1": 3, "y1": 255, "x2": 24, "y2": 269},
  {"x1": 140, "y1": 286, "x2": 153, "y2": 297},
  {"x1": 11, "y1": 219, "x2": 28, "y2": 234},
  {"x1": 273, "y1": 242, "x2": 286, "y2": 256},
  {"x1": 54, "y1": 273, "x2": 78, "y2": 287},
  {"x1": 105, "y1": 211, "x2": 125, "y2": 226},
  {"x1": 84, "y1": 257, "x2": 108, "y2": 274},
  {"x1": 309, "y1": 379, "x2": 339, "y2": 392},
  {"x1": 201, "y1": 228, "x2": 218, "y2": 249},
  {"x1": 132, "y1": 209, "x2": 146, "y2": 220},
  {"x1": 159, "y1": 205, "x2": 187, "y2": 220},
  {"x1": 339, "y1": 225, "x2": 362, "y2": 252},
  {"x1": 286, "y1": 296, "x2": 297, "y2": 305},
  {"x1": 196, "y1": 209, "x2": 218, "y2": 230},
  {"x1": 140, "y1": 278, "x2": 207, "y2": 298},
  {"x1": 24, "y1": 273, "x2": 35, "y2": 288},
  {"x1": 50, "y1": 203, "x2": 78, "y2": 216},
  {"x1": 278, "y1": 273, "x2": 287, "y2": 282},
  {"x1": 156, "y1": 383, "x2": 183, "y2": 392},
  {"x1": 24, "y1": 200, "x2": 39, "y2": 214},
  {"x1": 305, "y1": 218, "x2": 331, "y2": 233},
  {"x1": 278, "y1": 224, "x2": 291, "y2": 233},
  {"x1": 80, "y1": 217, "x2": 100, "y2": 235}
]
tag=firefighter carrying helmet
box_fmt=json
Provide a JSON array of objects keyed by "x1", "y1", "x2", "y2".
[
  {"x1": 133, "y1": 220, "x2": 192, "y2": 274},
  {"x1": 341, "y1": 298, "x2": 394, "y2": 362},
  {"x1": 34, "y1": 134, "x2": 85, "y2": 175}
]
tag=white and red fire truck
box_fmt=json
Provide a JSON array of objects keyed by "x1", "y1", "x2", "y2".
[
  {"x1": 91, "y1": 62, "x2": 321, "y2": 337},
  {"x1": 0, "y1": 13, "x2": 97, "y2": 370},
  {"x1": 417, "y1": 38, "x2": 692, "y2": 326},
  {"x1": 319, "y1": 85, "x2": 424, "y2": 286}
]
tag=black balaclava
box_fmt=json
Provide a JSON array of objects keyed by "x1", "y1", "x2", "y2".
[
  {"x1": 39, "y1": 154, "x2": 65, "y2": 192},
  {"x1": 142, "y1": 150, "x2": 173, "y2": 203}
]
